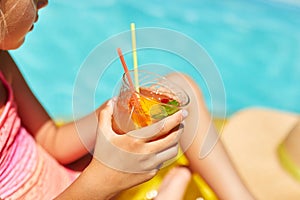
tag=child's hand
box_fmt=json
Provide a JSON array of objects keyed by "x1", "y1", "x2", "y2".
[
  {"x1": 91, "y1": 99, "x2": 187, "y2": 194},
  {"x1": 155, "y1": 167, "x2": 192, "y2": 200}
]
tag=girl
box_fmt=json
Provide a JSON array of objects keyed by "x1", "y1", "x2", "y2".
[
  {"x1": 0, "y1": 0, "x2": 186, "y2": 199},
  {"x1": 0, "y1": 0, "x2": 255, "y2": 199}
]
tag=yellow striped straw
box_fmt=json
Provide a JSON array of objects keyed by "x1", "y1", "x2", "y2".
[{"x1": 130, "y1": 23, "x2": 140, "y2": 92}]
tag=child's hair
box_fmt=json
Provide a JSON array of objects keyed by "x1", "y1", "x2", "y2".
[
  {"x1": 0, "y1": 0, "x2": 37, "y2": 49},
  {"x1": 0, "y1": 1, "x2": 8, "y2": 48}
]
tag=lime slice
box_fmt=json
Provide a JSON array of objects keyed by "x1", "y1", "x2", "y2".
[
  {"x1": 150, "y1": 104, "x2": 168, "y2": 120},
  {"x1": 163, "y1": 100, "x2": 180, "y2": 116}
]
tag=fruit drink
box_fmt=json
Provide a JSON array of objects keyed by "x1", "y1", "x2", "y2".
[
  {"x1": 112, "y1": 69, "x2": 189, "y2": 134},
  {"x1": 129, "y1": 87, "x2": 180, "y2": 128}
]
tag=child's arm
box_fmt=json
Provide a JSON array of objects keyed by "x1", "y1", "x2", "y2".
[
  {"x1": 55, "y1": 101, "x2": 185, "y2": 199},
  {"x1": 2, "y1": 51, "x2": 94, "y2": 164}
]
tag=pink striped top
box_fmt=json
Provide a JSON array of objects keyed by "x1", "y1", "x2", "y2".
[{"x1": 0, "y1": 72, "x2": 80, "y2": 199}]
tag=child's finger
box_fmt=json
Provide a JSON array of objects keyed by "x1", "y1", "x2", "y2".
[
  {"x1": 127, "y1": 109, "x2": 188, "y2": 141},
  {"x1": 146, "y1": 125, "x2": 183, "y2": 153},
  {"x1": 97, "y1": 99, "x2": 114, "y2": 132}
]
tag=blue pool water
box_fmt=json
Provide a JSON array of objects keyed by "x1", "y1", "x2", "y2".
[{"x1": 10, "y1": 0, "x2": 300, "y2": 120}]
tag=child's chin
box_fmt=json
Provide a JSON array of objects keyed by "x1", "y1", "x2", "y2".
[{"x1": 6, "y1": 38, "x2": 25, "y2": 50}]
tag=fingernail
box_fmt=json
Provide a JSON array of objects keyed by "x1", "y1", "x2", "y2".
[{"x1": 181, "y1": 109, "x2": 188, "y2": 119}]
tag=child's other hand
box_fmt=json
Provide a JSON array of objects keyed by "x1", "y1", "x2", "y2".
[{"x1": 155, "y1": 167, "x2": 191, "y2": 200}]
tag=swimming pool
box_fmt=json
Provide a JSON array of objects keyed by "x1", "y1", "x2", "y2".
[{"x1": 10, "y1": 0, "x2": 300, "y2": 120}]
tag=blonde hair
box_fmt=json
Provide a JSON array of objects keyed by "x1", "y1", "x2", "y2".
[
  {"x1": 0, "y1": 0, "x2": 24, "y2": 49},
  {"x1": 0, "y1": 5, "x2": 8, "y2": 46}
]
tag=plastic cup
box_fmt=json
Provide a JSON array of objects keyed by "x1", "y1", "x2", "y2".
[{"x1": 112, "y1": 68, "x2": 190, "y2": 134}]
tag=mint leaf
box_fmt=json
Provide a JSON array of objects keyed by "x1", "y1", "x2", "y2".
[
  {"x1": 167, "y1": 100, "x2": 180, "y2": 106},
  {"x1": 162, "y1": 100, "x2": 180, "y2": 115}
]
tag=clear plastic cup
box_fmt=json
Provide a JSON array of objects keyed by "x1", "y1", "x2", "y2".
[{"x1": 112, "y1": 68, "x2": 190, "y2": 134}]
